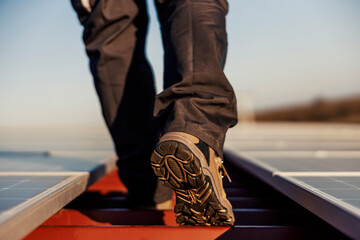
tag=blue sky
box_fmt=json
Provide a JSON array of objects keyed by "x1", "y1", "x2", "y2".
[{"x1": 0, "y1": 0, "x2": 359, "y2": 127}]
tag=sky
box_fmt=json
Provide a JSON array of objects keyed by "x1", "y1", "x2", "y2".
[{"x1": 0, "y1": 0, "x2": 359, "y2": 127}]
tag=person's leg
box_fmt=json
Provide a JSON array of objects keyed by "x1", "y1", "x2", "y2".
[
  {"x1": 154, "y1": 0, "x2": 237, "y2": 157},
  {"x1": 71, "y1": 0, "x2": 172, "y2": 207},
  {"x1": 151, "y1": 0, "x2": 237, "y2": 225}
]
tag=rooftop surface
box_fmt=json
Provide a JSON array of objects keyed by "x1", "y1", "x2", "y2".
[{"x1": 1, "y1": 123, "x2": 360, "y2": 239}]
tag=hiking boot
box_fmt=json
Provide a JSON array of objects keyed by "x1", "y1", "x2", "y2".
[{"x1": 150, "y1": 132, "x2": 234, "y2": 226}]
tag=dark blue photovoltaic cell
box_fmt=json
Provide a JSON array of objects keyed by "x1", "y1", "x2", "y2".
[{"x1": 0, "y1": 176, "x2": 69, "y2": 213}]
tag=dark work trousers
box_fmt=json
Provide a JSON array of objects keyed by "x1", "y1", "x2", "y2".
[{"x1": 71, "y1": 0, "x2": 238, "y2": 206}]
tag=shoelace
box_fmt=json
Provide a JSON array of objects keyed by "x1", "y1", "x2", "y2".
[{"x1": 216, "y1": 157, "x2": 232, "y2": 182}]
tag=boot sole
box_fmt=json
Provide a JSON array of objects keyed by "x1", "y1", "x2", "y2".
[{"x1": 151, "y1": 140, "x2": 234, "y2": 226}]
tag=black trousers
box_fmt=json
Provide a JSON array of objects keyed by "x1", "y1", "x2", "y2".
[{"x1": 72, "y1": 0, "x2": 237, "y2": 206}]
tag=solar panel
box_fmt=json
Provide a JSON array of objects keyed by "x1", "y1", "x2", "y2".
[
  {"x1": 0, "y1": 173, "x2": 90, "y2": 240},
  {"x1": 0, "y1": 151, "x2": 115, "y2": 172},
  {"x1": 228, "y1": 151, "x2": 360, "y2": 172},
  {"x1": 225, "y1": 140, "x2": 360, "y2": 151},
  {"x1": 0, "y1": 151, "x2": 116, "y2": 240},
  {"x1": 0, "y1": 175, "x2": 67, "y2": 201},
  {"x1": 225, "y1": 123, "x2": 360, "y2": 239}
]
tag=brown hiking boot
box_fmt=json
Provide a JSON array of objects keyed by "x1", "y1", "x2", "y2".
[{"x1": 150, "y1": 132, "x2": 234, "y2": 226}]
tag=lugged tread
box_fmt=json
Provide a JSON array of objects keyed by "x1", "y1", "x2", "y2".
[{"x1": 151, "y1": 140, "x2": 234, "y2": 226}]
